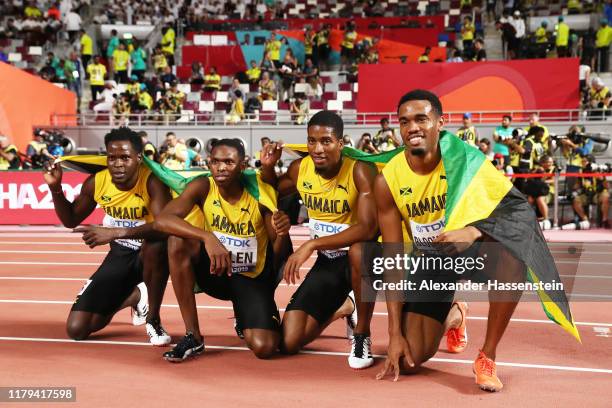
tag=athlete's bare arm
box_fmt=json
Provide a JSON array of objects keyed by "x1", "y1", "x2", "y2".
[
  {"x1": 154, "y1": 177, "x2": 231, "y2": 276},
  {"x1": 374, "y1": 173, "x2": 415, "y2": 381},
  {"x1": 259, "y1": 142, "x2": 300, "y2": 197},
  {"x1": 261, "y1": 205, "x2": 293, "y2": 270},
  {"x1": 43, "y1": 161, "x2": 97, "y2": 228},
  {"x1": 74, "y1": 174, "x2": 173, "y2": 247},
  {"x1": 283, "y1": 161, "x2": 378, "y2": 283}
]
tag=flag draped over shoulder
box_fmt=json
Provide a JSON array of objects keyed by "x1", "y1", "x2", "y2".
[
  {"x1": 56, "y1": 155, "x2": 277, "y2": 212},
  {"x1": 285, "y1": 132, "x2": 580, "y2": 341}
]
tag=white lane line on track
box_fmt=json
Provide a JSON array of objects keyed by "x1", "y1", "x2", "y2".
[
  {"x1": 0, "y1": 336, "x2": 610, "y2": 374},
  {"x1": 1, "y1": 299, "x2": 611, "y2": 327}
]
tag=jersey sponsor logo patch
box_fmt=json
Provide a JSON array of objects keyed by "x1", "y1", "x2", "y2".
[
  {"x1": 240, "y1": 207, "x2": 250, "y2": 214},
  {"x1": 440, "y1": 175, "x2": 447, "y2": 180},
  {"x1": 100, "y1": 195, "x2": 112, "y2": 203},
  {"x1": 134, "y1": 193, "x2": 144, "y2": 200},
  {"x1": 337, "y1": 184, "x2": 348, "y2": 193},
  {"x1": 213, "y1": 199, "x2": 221, "y2": 207},
  {"x1": 309, "y1": 219, "x2": 349, "y2": 258},
  {"x1": 213, "y1": 231, "x2": 257, "y2": 273},
  {"x1": 302, "y1": 181, "x2": 313, "y2": 190},
  {"x1": 410, "y1": 218, "x2": 445, "y2": 251},
  {"x1": 400, "y1": 187, "x2": 412, "y2": 197}
]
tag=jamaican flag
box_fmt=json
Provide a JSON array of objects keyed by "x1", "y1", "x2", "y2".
[
  {"x1": 284, "y1": 131, "x2": 580, "y2": 341},
  {"x1": 56, "y1": 155, "x2": 278, "y2": 212}
]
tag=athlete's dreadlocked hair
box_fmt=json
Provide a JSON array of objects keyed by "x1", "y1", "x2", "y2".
[
  {"x1": 397, "y1": 89, "x2": 443, "y2": 117},
  {"x1": 307, "y1": 110, "x2": 344, "y2": 140},
  {"x1": 211, "y1": 138, "x2": 246, "y2": 159},
  {"x1": 104, "y1": 127, "x2": 143, "y2": 153}
]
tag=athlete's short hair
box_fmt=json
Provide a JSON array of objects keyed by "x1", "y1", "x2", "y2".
[
  {"x1": 307, "y1": 110, "x2": 344, "y2": 139},
  {"x1": 104, "y1": 127, "x2": 143, "y2": 153},
  {"x1": 502, "y1": 114, "x2": 512, "y2": 122},
  {"x1": 397, "y1": 89, "x2": 443, "y2": 117},
  {"x1": 211, "y1": 138, "x2": 246, "y2": 159}
]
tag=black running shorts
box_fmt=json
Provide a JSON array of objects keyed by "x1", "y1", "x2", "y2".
[
  {"x1": 193, "y1": 245, "x2": 281, "y2": 331},
  {"x1": 71, "y1": 242, "x2": 143, "y2": 316},
  {"x1": 284, "y1": 254, "x2": 352, "y2": 325}
]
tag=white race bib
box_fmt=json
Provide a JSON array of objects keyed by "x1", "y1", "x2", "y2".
[
  {"x1": 102, "y1": 214, "x2": 146, "y2": 250},
  {"x1": 213, "y1": 231, "x2": 257, "y2": 274},
  {"x1": 309, "y1": 219, "x2": 350, "y2": 259},
  {"x1": 409, "y1": 218, "x2": 445, "y2": 252}
]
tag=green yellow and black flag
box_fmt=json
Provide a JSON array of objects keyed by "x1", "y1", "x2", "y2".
[
  {"x1": 56, "y1": 155, "x2": 278, "y2": 213},
  {"x1": 284, "y1": 131, "x2": 580, "y2": 341}
]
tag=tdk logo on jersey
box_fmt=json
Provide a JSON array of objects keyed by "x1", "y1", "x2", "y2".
[
  {"x1": 302, "y1": 181, "x2": 312, "y2": 190},
  {"x1": 109, "y1": 219, "x2": 140, "y2": 228},
  {"x1": 314, "y1": 222, "x2": 342, "y2": 234},
  {"x1": 400, "y1": 187, "x2": 412, "y2": 197},
  {"x1": 226, "y1": 237, "x2": 251, "y2": 247},
  {"x1": 414, "y1": 219, "x2": 445, "y2": 233}
]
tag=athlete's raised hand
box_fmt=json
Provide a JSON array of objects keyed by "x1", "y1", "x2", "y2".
[
  {"x1": 433, "y1": 226, "x2": 482, "y2": 256},
  {"x1": 260, "y1": 141, "x2": 283, "y2": 168},
  {"x1": 73, "y1": 225, "x2": 118, "y2": 248},
  {"x1": 43, "y1": 158, "x2": 62, "y2": 191},
  {"x1": 283, "y1": 241, "x2": 314, "y2": 284},
  {"x1": 271, "y1": 210, "x2": 291, "y2": 236},
  {"x1": 376, "y1": 334, "x2": 414, "y2": 382},
  {"x1": 203, "y1": 234, "x2": 232, "y2": 276}
]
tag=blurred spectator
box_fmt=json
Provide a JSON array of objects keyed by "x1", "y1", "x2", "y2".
[
  {"x1": 160, "y1": 82, "x2": 185, "y2": 118},
  {"x1": 79, "y1": 29, "x2": 92, "y2": 67},
  {"x1": 160, "y1": 132, "x2": 187, "y2": 170},
  {"x1": 0, "y1": 48, "x2": 8, "y2": 63},
  {"x1": 342, "y1": 135, "x2": 354, "y2": 147},
  {"x1": 456, "y1": 112, "x2": 479, "y2": 145},
  {"x1": 448, "y1": 49, "x2": 463, "y2": 62},
  {"x1": 478, "y1": 138, "x2": 494, "y2": 160},
  {"x1": 373, "y1": 118, "x2": 400, "y2": 150},
  {"x1": 534, "y1": 21, "x2": 549, "y2": 59},
  {"x1": 152, "y1": 46, "x2": 168, "y2": 75},
  {"x1": 126, "y1": 75, "x2": 141, "y2": 95},
  {"x1": 567, "y1": 0, "x2": 582, "y2": 14},
  {"x1": 571, "y1": 155, "x2": 610, "y2": 229},
  {"x1": 131, "y1": 42, "x2": 147, "y2": 81},
  {"x1": 113, "y1": 93, "x2": 131, "y2": 122},
  {"x1": 136, "y1": 83, "x2": 154, "y2": 112},
  {"x1": 93, "y1": 81, "x2": 118, "y2": 113},
  {"x1": 525, "y1": 113, "x2": 550, "y2": 153},
  {"x1": 106, "y1": 29, "x2": 119, "y2": 68},
  {"x1": 47, "y1": 2, "x2": 61, "y2": 20},
  {"x1": 561, "y1": 125, "x2": 594, "y2": 173},
  {"x1": 279, "y1": 52, "x2": 297, "y2": 101},
  {"x1": 473, "y1": 39, "x2": 487, "y2": 61},
  {"x1": 555, "y1": 16, "x2": 570, "y2": 58},
  {"x1": 64, "y1": 52, "x2": 82, "y2": 111},
  {"x1": 190, "y1": 61, "x2": 204, "y2": 85},
  {"x1": 258, "y1": 71, "x2": 277, "y2": 101},
  {"x1": 260, "y1": 52, "x2": 277, "y2": 76},
  {"x1": 140, "y1": 131, "x2": 158, "y2": 162},
  {"x1": 304, "y1": 26, "x2": 315, "y2": 64},
  {"x1": 579, "y1": 58, "x2": 592, "y2": 102},
  {"x1": 246, "y1": 60, "x2": 261, "y2": 84},
  {"x1": 461, "y1": 16, "x2": 475, "y2": 55},
  {"x1": 26, "y1": 132, "x2": 54, "y2": 168},
  {"x1": 87, "y1": 55, "x2": 107, "y2": 101},
  {"x1": 204, "y1": 66, "x2": 221, "y2": 93},
  {"x1": 229, "y1": 78, "x2": 246, "y2": 103},
  {"x1": 300, "y1": 58, "x2": 322, "y2": 98},
  {"x1": 0, "y1": 135, "x2": 20, "y2": 170},
  {"x1": 112, "y1": 42, "x2": 129, "y2": 83},
  {"x1": 226, "y1": 90, "x2": 245, "y2": 124},
  {"x1": 493, "y1": 115, "x2": 514, "y2": 165},
  {"x1": 596, "y1": 19, "x2": 612, "y2": 72},
  {"x1": 290, "y1": 94, "x2": 309, "y2": 125},
  {"x1": 418, "y1": 47, "x2": 431, "y2": 63},
  {"x1": 340, "y1": 21, "x2": 357, "y2": 71},
  {"x1": 264, "y1": 32, "x2": 282, "y2": 69},
  {"x1": 64, "y1": 8, "x2": 82, "y2": 42},
  {"x1": 160, "y1": 65, "x2": 177, "y2": 85},
  {"x1": 25, "y1": 2, "x2": 42, "y2": 19},
  {"x1": 588, "y1": 77, "x2": 611, "y2": 119},
  {"x1": 161, "y1": 24, "x2": 175, "y2": 66},
  {"x1": 357, "y1": 133, "x2": 378, "y2": 153},
  {"x1": 316, "y1": 24, "x2": 331, "y2": 70},
  {"x1": 510, "y1": 11, "x2": 524, "y2": 58}
]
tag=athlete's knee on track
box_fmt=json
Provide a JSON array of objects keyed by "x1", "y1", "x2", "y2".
[
  {"x1": 247, "y1": 337, "x2": 278, "y2": 359},
  {"x1": 66, "y1": 319, "x2": 90, "y2": 341},
  {"x1": 280, "y1": 330, "x2": 303, "y2": 355}
]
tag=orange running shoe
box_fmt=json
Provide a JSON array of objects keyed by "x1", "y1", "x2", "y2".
[
  {"x1": 446, "y1": 301, "x2": 468, "y2": 353},
  {"x1": 473, "y1": 350, "x2": 503, "y2": 392}
]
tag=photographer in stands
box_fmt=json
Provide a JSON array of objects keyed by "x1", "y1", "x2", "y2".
[
  {"x1": 524, "y1": 154, "x2": 556, "y2": 230},
  {"x1": 27, "y1": 130, "x2": 55, "y2": 168},
  {"x1": 560, "y1": 125, "x2": 594, "y2": 173},
  {"x1": 373, "y1": 118, "x2": 401, "y2": 151},
  {"x1": 0, "y1": 135, "x2": 20, "y2": 170},
  {"x1": 588, "y1": 77, "x2": 611, "y2": 120},
  {"x1": 357, "y1": 133, "x2": 379, "y2": 154},
  {"x1": 569, "y1": 155, "x2": 610, "y2": 229}
]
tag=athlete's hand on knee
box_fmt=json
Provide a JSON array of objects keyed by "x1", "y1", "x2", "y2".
[
  {"x1": 203, "y1": 235, "x2": 232, "y2": 276},
  {"x1": 73, "y1": 226, "x2": 118, "y2": 248},
  {"x1": 433, "y1": 227, "x2": 482, "y2": 256},
  {"x1": 283, "y1": 242, "x2": 314, "y2": 284},
  {"x1": 260, "y1": 141, "x2": 283, "y2": 168},
  {"x1": 272, "y1": 210, "x2": 291, "y2": 236},
  {"x1": 376, "y1": 334, "x2": 414, "y2": 382},
  {"x1": 43, "y1": 159, "x2": 63, "y2": 190}
]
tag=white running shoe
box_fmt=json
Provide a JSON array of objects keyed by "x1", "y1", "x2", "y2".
[
  {"x1": 146, "y1": 319, "x2": 171, "y2": 346},
  {"x1": 346, "y1": 291, "x2": 357, "y2": 339},
  {"x1": 348, "y1": 333, "x2": 374, "y2": 369},
  {"x1": 539, "y1": 219, "x2": 552, "y2": 230},
  {"x1": 131, "y1": 282, "x2": 148, "y2": 326},
  {"x1": 579, "y1": 220, "x2": 591, "y2": 230}
]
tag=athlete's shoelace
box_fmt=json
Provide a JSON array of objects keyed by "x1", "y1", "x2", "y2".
[
  {"x1": 148, "y1": 320, "x2": 166, "y2": 337},
  {"x1": 478, "y1": 355, "x2": 495, "y2": 377},
  {"x1": 352, "y1": 335, "x2": 370, "y2": 358},
  {"x1": 448, "y1": 328, "x2": 466, "y2": 345},
  {"x1": 173, "y1": 335, "x2": 198, "y2": 356}
]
